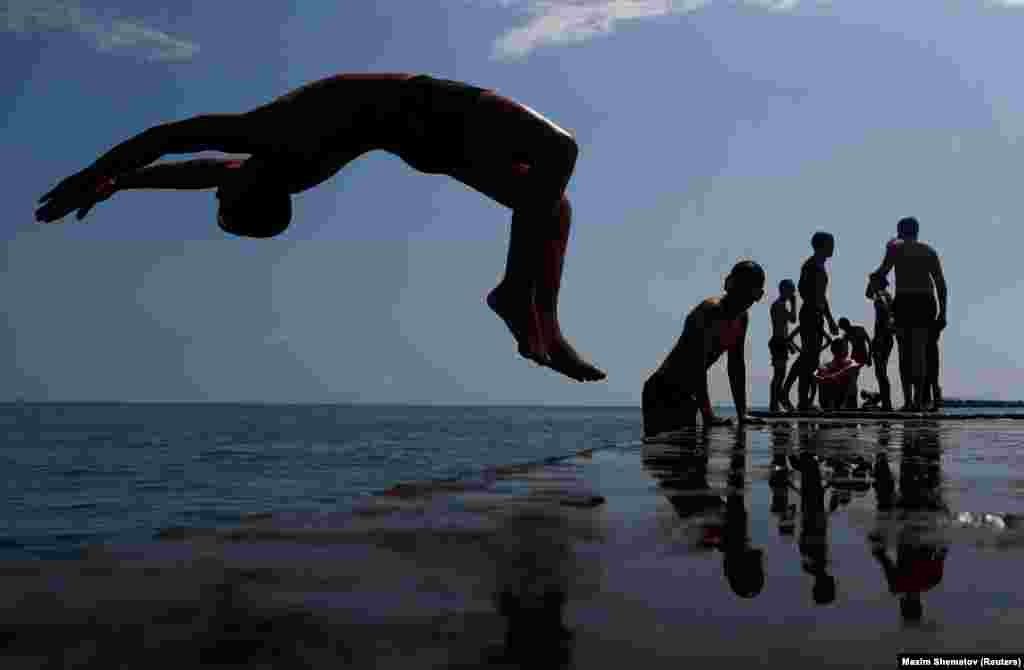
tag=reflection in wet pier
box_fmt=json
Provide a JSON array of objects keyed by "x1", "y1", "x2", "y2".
[{"x1": 4, "y1": 419, "x2": 1024, "y2": 667}]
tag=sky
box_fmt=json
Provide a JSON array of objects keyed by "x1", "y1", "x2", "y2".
[{"x1": 3, "y1": 0, "x2": 1024, "y2": 405}]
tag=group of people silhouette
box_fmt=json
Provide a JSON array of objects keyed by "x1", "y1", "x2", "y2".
[
  {"x1": 642, "y1": 217, "x2": 947, "y2": 437},
  {"x1": 767, "y1": 218, "x2": 947, "y2": 415}
]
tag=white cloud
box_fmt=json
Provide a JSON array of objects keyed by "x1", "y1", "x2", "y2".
[
  {"x1": 1, "y1": 0, "x2": 198, "y2": 62},
  {"x1": 489, "y1": 0, "x2": 1024, "y2": 59},
  {"x1": 491, "y1": 0, "x2": 804, "y2": 59}
]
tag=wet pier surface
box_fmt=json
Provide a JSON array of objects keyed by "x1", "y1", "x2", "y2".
[{"x1": 4, "y1": 419, "x2": 1024, "y2": 668}]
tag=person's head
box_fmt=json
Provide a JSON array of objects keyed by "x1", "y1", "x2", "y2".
[
  {"x1": 724, "y1": 260, "x2": 766, "y2": 311},
  {"x1": 900, "y1": 594, "x2": 923, "y2": 622},
  {"x1": 216, "y1": 159, "x2": 292, "y2": 239},
  {"x1": 838, "y1": 317, "x2": 851, "y2": 331},
  {"x1": 831, "y1": 339, "x2": 848, "y2": 358},
  {"x1": 778, "y1": 278, "x2": 796, "y2": 299},
  {"x1": 813, "y1": 574, "x2": 837, "y2": 605},
  {"x1": 897, "y1": 216, "x2": 919, "y2": 241},
  {"x1": 811, "y1": 231, "x2": 835, "y2": 257},
  {"x1": 724, "y1": 547, "x2": 765, "y2": 599}
]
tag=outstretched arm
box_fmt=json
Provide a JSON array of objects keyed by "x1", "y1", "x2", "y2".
[
  {"x1": 37, "y1": 114, "x2": 264, "y2": 222},
  {"x1": 36, "y1": 158, "x2": 247, "y2": 223},
  {"x1": 115, "y1": 159, "x2": 246, "y2": 191},
  {"x1": 692, "y1": 311, "x2": 715, "y2": 422},
  {"x1": 684, "y1": 308, "x2": 728, "y2": 425},
  {"x1": 88, "y1": 115, "x2": 259, "y2": 178},
  {"x1": 728, "y1": 316, "x2": 758, "y2": 424}
]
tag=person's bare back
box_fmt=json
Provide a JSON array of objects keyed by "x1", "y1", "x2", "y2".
[
  {"x1": 771, "y1": 298, "x2": 795, "y2": 341},
  {"x1": 883, "y1": 238, "x2": 943, "y2": 295}
]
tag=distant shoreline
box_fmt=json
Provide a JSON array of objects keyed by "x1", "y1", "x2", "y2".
[{"x1": 941, "y1": 399, "x2": 1024, "y2": 408}]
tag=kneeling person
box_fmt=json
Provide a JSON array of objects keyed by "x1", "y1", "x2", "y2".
[{"x1": 642, "y1": 261, "x2": 766, "y2": 437}]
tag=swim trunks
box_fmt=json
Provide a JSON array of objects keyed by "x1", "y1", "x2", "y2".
[
  {"x1": 892, "y1": 292, "x2": 937, "y2": 329},
  {"x1": 769, "y1": 336, "x2": 790, "y2": 365},
  {"x1": 399, "y1": 75, "x2": 490, "y2": 174},
  {"x1": 642, "y1": 373, "x2": 699, "y2": 438}
]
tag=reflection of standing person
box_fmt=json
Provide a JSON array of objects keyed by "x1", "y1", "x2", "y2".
[
  {"x1": 643, "y1": 430, "x2": 765, "y2": 599},
  {"x1": 923, "y1": 325, "x2": 943, "y2": 412},
  {"x1": 642, "y1": 262, "x2": 767, "y2": 436},
  {"x1": 769, "y1": 280, "x2": 799, "y2": 413},
  {"x1": 868, "y1": 217, "x2": 948, "y2": 411},
  {"x1": 783, "y1": 233, "x2": 839, "y2": 411},
  {"x1": 719, "y1": 432, "x2": 764, "y2": 599},
  {"x1": 869, "y1": 424, "x2": 948, "y2": 624},
  {"x1": 769, "y1": 427, "x2": 797, "y2": 536},
  {"x1": 797, "y1": 449, "x2": 837, "y2": 605}
]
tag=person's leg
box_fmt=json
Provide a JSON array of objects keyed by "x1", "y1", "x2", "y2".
[
  {"x1": 642, "y1": 376, "x2": 661, "y2": 438},
  {"x1": 895, "y1": 329, "x2": 913, "y2": 410},
  {"x1": 874, "y1": 337, "x2": 893, "y2": 411},
  {"x1": 452, "y1": 93, "x2": 604, "y2": 382},
  {"x1": 846, "y1": 369, "x2": 860, "y2": 409},
  {"x1": 642, "y1": 376, "x2": 696, "y2": 437},
  {"x1": 781, "y1": 354, "x2": 800, "y2": 407},
  {"x1": 771, "y1": 359, "x2": 786, "y2": 412},
  {"x1": 797, "y1": 325, "x2": 823, "y2": 410},
  {"x1": 797, "y1": 352, "x2": 815, "y2": 409},
  {"x1": 927, "y1": 327, "x2": 941, "y2": 409},
  {"x1": 908, "y1": 293, "x2": 937, "y2": 410},
  {"x1": 910, "y1": 326, "x2": 930, "y2": 410},
  {"x1": 816, "y1": 382, "x2": 830, "y2": 410}
]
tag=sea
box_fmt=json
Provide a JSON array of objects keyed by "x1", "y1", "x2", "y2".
[
  {"x1": 1, "y1": 403, "x2": 642, "y2": 560},
  {"x1": 4, "y1": 402, "x2": 1024, "y2": 561}
]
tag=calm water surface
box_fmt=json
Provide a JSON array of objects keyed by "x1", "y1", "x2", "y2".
[{"x1": 1, "y1": 403, "x2": 639, "y2": 559}]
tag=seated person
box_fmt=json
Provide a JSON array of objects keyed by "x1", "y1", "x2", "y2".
[{"x1": 814, "y1": 339, "x2": 863, "y2": 410}]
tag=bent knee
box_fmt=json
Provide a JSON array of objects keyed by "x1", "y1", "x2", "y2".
[
  {"x1": 547, "y1": 132, "x2": 578, "y2": 177},
  {"x1": 560, "y1": 133, "x2": 579, "y2": 166},
  {"x1": 556, "y1": 194, "x2": 571, "y2": 219}
]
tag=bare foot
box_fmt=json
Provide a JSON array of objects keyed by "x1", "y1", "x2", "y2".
[
  {"x1": 487, "y1": 283, "x2": 548, "y2": 364},
  {"x1": 536, "y1": 312, "x2": 606, "y2": 382}
]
